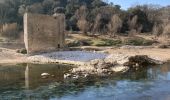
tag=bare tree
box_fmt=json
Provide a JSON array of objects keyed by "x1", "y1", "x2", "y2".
[
  {"x1": 128, "y1": 15, "x2": 138, "y2": 36},
  {"x1": 76, "y1": 5, "x2": 90, "y2": 35},
  {"x1": 152, "y1": 23, "x2": 163, "y2": 36},
  {"x1": 77, "y1": 18, "x2": 89, "y2": 35},
  {"x1": 128, "y1": 15, "x2": 138, "y2": 30},
  {"x1": 108, "y1": 14, "x2": 122, "y2": 36},
  {"x1": 75, "y1": 5, "x2": 88, "y2": 20},
  {"x1": 93, "y1": 14, "x2": 102, "y2": 33},
  {"x1": 163, "y1": 23, "x2": 170, "y2": 38}
]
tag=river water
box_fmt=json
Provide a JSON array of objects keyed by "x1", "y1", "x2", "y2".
[{"x1": 0, "y1": 63, "x2": 170, "y2": 100}]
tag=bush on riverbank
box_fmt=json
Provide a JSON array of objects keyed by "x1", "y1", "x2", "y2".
[
  {"x1": 16, "y1": 48, "x2": 27, "y2": 54},
  {"x1": 66, "y1": 36, "x2": 156, "y2": 47},
  {"x1": 66, "y1": 39, "x2": 122, "y2": 47},
  {"x1": 89, "y1": 39, "x2": 122, "y2": 46},
  {"x1": 123, "y1": 37, "x2": 156, "y2": 46}
]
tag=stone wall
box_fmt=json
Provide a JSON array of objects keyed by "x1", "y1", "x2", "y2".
[{"x1": 24, "y1": 13, "x2": 65, "y2": 54}]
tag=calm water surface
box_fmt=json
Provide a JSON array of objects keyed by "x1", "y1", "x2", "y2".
[{"x1": 0, "y1": 63, "x2": 170, "y2": 100}]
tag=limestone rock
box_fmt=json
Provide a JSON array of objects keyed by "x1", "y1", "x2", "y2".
[
  {"x1": 111, "y1": 66, "x2": 129, "y2": 73},
  {"x1": 41, "y1": 73, "x2": 50, "y2": 78},
  {"x1": 90, "y1": 59, "x2": 101, "y2": 66},
  {"x1": 64, "y1": 73, "x2": 71, "y2": 79},
  {"x1": 104, "y1": 54, "x2": 129, "y2": 65},
  {"x1": 41, "y1": 73, "x2": 50, "y2": 76},
  {"x1": 89, "y1": 59, "x2": 116, "y2": 69}
]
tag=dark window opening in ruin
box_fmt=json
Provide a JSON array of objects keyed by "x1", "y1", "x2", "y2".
[{"x1": 58, "y1": 44, "x2": 60, "y2": 48}]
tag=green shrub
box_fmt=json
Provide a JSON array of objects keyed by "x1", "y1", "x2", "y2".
[
  {"x1": 91, "y1": 39, "x2": 122, "y2": 46},
  {"x1": 124, "y1": 38, "x2": 155, "y2": 46},
  {"x1": 67, "y1": 40, "x2": 81, "y2": 47},
  {"x1": 17, "y1": 48, "x2": 27, "y2": 54},
  {"x1": 66, "y1": 39, "x2": 122, "y2": 47}
]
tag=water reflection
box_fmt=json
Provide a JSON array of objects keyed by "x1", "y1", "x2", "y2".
[
  {"x1": 0, "y1": 64, "x2": 72, "y2": 91},
  {"x1": 24, "y1": 64, "x2": 72, "y2": 89},
  {"x1": 147, "y1": 63, "x2": 170, "y2": 80},
  {"x1": 0, "y1": 64, "x2": 25, "y2": 92},
  {"x1": 0, "y1": 63, "x2": 169, "y2": 100}
]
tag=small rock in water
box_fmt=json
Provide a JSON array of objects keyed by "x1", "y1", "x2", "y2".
[
  {"x1": 73, "y1": 75, "x2": 79, "y2": 79},
  {"x1": 41, "y1": 73, "x2": 50, "y2": 78},
  {"x1": 51, "y1": 75, "x2": 55, "y2": 77},
  {"x1": 64, "y1": 73, "x2": 71, "y2": 79},
  {"x1": 41, "y1": 73, "x2": 50, "y2": 76},
  {"x1": 111, "y1": 66, "x2": 129, "y2": 73},
  {"x1": 84, "y1": 74, "x2": 89, "y2": 77}
]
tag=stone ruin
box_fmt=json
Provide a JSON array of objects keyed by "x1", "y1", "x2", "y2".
[{"x1": 24, "y1": 13, "x2": 65, "y2": 54}]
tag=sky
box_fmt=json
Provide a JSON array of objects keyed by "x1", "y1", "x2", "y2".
[{"x1": 108, "y1": 0, "x2": 170, "y2": 10}]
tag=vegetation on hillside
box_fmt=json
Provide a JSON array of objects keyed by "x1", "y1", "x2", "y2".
[{"x1": 0, "y1": 0, "x2": 170, "y2": 38}]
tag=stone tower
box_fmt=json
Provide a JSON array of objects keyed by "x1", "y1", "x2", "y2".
[{"x1": 24, "y1": 13, "x2": 65, "y2": 54}]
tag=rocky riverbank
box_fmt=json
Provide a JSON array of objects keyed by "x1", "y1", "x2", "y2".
[
  {"x1": 0, "y1": 47, "x2": 169, "y2": 79},
  {"x1": 64, "y1": 54, "x2": 163, "y2": 79}
]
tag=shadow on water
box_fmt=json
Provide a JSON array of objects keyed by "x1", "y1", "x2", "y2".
[{"x1": 0, "y1": 63, "x2": 170, "y2": 99}]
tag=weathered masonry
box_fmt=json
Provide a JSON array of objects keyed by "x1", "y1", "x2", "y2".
[{"x1": 24, "y1": 13, "x2": 65, "y2": 54}]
